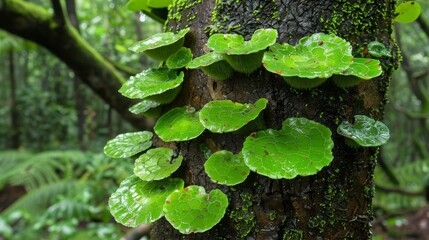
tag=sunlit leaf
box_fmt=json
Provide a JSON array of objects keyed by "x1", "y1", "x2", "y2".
[
  {"x1": 204, "y1": 151, "x2": 250, "y2": 186},
  {"x1": 104, "y1": 131, "x2": 153, "y2": 158},
  {"x1": 163, "y1": 186, "x2": 228, "y2": 234},
  {"x1": 187, "y1": 52, "x2": 234, "y2": 80},
  {"x1": 109, "y1": 176, "x2": 184, "y2": 227},
  {"x1": 395, "y1": 1, "x2": 421, "y2": 23},
  {"x1": 119, "y1": 68, "x2": 184, "y2": 101},
  {"x1": 263, "y1": 33, "x2": 353, "y2": 79},
  {"x1": 242, "y1": 118, "x2": 334, "y2": 179},
  {"x1": 134, "y1": 148, "x2": 183, "y2": 181},
  {"x1": 166, "y1": 47, "x2": 193, "y2": 69},
  {"x1": 199, "y1": 98, "x2": 268, "y2": 133},
  {"x1": 154, "y1": 106, "x2": 205, "y2": 142}
]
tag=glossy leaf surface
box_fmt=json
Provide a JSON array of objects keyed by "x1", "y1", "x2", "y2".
[
  {"x1": 166, "y1": 47, "x2": 193, "y2": 69},
  {"x1": 129, "y1": 28, "x2": 189, "y2": 53},
  {"x1": 119, "y1": 68, "x2": 184, "y2": 99},
  {"x1": 263, "y1": 33, "x2": 353, "y2": 79},
  {"x1": 207, "y1": 29, "x2": 277, "y2": 54},
  {"x1": 134, "y1": 148, "x2": 183, "y2": 181},
  {"x1": 163, "y1": 186, "x2": 228, "y2": 234},
  {"x1": 154, "y1": 106, "x2": 205, "y2": 142},
  {"x1": 242, "y1": 118, "x2": 334, "y2": 179},
  {"x1": 199, "y1": 98, "x2": 268, "y2": 133},
  {"x1": 109, "y1": 176, "x2": 183, "y2": 227},
  {"x1": 367, "y1": 41, "x2": 392, "y2": 58},
  {"x1": 147, "y1": 0, "x2": 172, "y2": 8},
  {"x1": 204, "y1": 151, "x2": 250, "y2": 186},
  {"x1": 129, "y1": 100, "x2": 161, "y2": 114},
  {"x1": 340, "y1": 58, "x2": 382, "y2": 79},
  {"x1": 337, "y1": 115, "x2": 390, "y2": 147},
  {"x1": 104, "y1": 131, "x2": 153, "y2": 158}
]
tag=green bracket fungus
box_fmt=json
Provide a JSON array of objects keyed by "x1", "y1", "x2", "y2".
[
  {"x1": 332, "y1": 58, "x2": 382, "y2": 88},
  {"x1": 108, "y1": 175, "x2": 184, "y2": 227},
  {"x1": 187, "y1": 52, "x2": 234, "y2": 81},
  {"x1": 163, "y1": 185, "x2": 228, "y2": 234},
  {"x1": 119, "y1": 68, "x2": 184, "y2": 104},
  {"x1": 166, "y1": 47, "x2": 193, "y2": 69},
  {"x1": 242, "y1": 118, "x2": 334, "y2": 179},
  {"x1": 395, "y1": 1, "x2": 421, "y2": 23},
  {"x1": 129, "y1": 100, "x2": 162, "y2": 118},
  {"x1": 367, "y1": 41, "x2": 393, "y2": 58},
  {"x1": 337, "y1": 115, "x2": 390, "y2": 147},
  {"x1": 204, "y1": 151, "x2": 250, "y2": 186},
  {"x1": 129, "y1": 28, "x2": 189, "y2": 61},
  {"x1": 199, "y1": 98, "x2": 268, "y2": 133},
  {"x1": 154, "y1": 106, "x2": 205, "y2": 142},
  {"x1": 104, "y1": 131, "x2": 153, "y2": 158},
  {"x1": 263, "y1": 33, "x2": 353, "y2": 89},
  {"x1": 207, "y1": 29, "x2": 278, "y2": 74},
  {"x1": 134, "y1": 147, "x2": 183, "y2": 181}
]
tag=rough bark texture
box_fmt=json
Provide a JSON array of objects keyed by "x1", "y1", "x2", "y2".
[
  {"x1": 150, "y1": 0, "x2": 398, "y2": 239},
  {"x1": 0, "y1": 0, "x2": 147, "y2": 129}
]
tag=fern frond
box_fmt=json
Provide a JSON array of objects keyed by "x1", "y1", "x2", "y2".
[{"x1": 2, "y1": 180, "x2": 84, "y2": 215}]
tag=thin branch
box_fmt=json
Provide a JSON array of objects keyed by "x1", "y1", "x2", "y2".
[{"x1": 51, "y1": 0, "x2": 66, "y2": 26}]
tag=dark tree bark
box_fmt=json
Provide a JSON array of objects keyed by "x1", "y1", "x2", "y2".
[
  {"x1": 0, "y1": 0, "x2": 147, "y2": 129},
  {"x1": 150, "y1": 1, "x2": 399, "y2": 239}
]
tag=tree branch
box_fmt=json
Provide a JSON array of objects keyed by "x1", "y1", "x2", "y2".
[{"x1": 0, "y1": 0, "x2": 147, "y2": 129}]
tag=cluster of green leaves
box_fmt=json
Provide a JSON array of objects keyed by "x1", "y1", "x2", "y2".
[
  {"x1": 106, "y1": 23, "x2": 392, "y2": 233},
  {"x1": 0, "y1": 150, "x2": 131, "y2": 239}
]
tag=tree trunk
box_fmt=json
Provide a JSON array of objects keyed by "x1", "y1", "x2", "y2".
[
  {"x1": 150, "y1": 1, "x2": 398, "y2": 239},
  {"x1": 8, "y1": 48, "x2": 20, "y2": 149}
]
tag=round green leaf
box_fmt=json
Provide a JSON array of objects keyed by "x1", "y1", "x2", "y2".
[
  {"x1": 166, "y1": 47, "x2": 193, "y2": 69},
  {"x1": 119, "y1": 68, "x2": 184, "y2": 99},
  {"x1": 163, "y1": 186, "x2": 228, "y2": 234},
  {"x1": 109, "y1": 175, "x2": 184, "y2": 227},
  {"x1": 129, "y1": 100, "x2": 161, "y2": 114},
  {"x1": 199, "y1": 98, "x2": 268, "y2": 133},
  {"x1": 207, "y1": 29, "x2": 278, "y2": 55},
  {"x1": 129, "y1": 28, "x2": 189, "y2": 61},
  {"x1": 242, "y1": 118, "x2": 334, "y2": 179},
  {"x1": 147, "y1": 0, "x2": 172, "y2": 8},
  {"x1": 337, "y1": 115, "x2": 390, "y2": 147},
  {"x1": 395, "y1": 1, "x2": 421, "y2": 23},
  {"x1": 126, "y1": 0, "x2": 150, "y2": 11},
  {"x1": 187, "y1": 52, "x2": 234, "y2": 80},
  {"x1": 104, "y1": 131, "x2": 153, "y2": 158},
  {"x1": 134, "y1": 148, "x2": 183, "y2": 181},
  {"x1": 341, "y1": 58, "x2": 382, "y2": 79},
  {"x1": 367, "y1": 41, "x2": 392, "y2": 58},
  {"x1": 204, "y1": 151, "x2": 250, "y2": 186},
  {"x1": 154, "y1": 106, "x2": 205, "y2": 142},
  {"x1": 263, "y1": 33, "x2": 353, "y2": 79}
]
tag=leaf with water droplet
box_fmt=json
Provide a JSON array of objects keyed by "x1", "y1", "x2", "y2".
[
  {"x1": 204, "y1": 151, "x2": 250, "y2": 186},
  {"x1": 337, "y1": 115, "x2": 390, "y2": 147},
  {"x1": 104, "y1": 131, "x2": 153, "y2": 158},
  {"x1": 134, "y1": 148, "x2": 183, "y2": 181},
  {"x1": 242, "y1": 118, "x2": 334, "y2": 179},
  {"x1": 109, "y1": 175, "x2": 183, "y2": 227},
  {"x1": 199, "y1": 98, "x2": 268, "y2": 133},
  {"x1": 154, "y1": 106, "x2": 205, "y2": 142},
  {"x1": 163, "y1": 185, "x2": 228, "y2": 234}
]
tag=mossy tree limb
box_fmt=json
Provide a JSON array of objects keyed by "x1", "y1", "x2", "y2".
[
  {"x1": 149, "y1": 0, "x2": 398, "y2": 239},
  {"x1": 0, "y1": 0, "x2": 147, "y2": 129}
]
